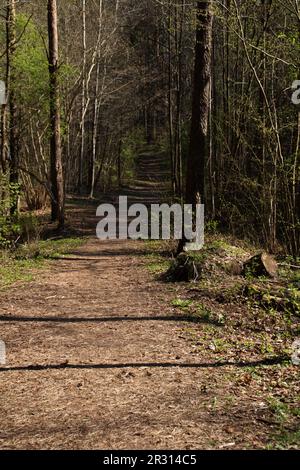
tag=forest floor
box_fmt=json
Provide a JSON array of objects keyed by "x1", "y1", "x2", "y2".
[{"x1": 0, "y1": 149, "x2": 299, "y2": 450}]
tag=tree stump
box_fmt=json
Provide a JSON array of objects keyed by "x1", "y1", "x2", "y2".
[
  {"x1": 163, "y1": 253, "x2": 203, "y2": 282},
  {"x1": 242, "y1": 252, "x2": 278, "y2": 279}
]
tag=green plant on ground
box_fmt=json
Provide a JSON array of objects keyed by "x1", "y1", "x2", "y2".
[
  {"x1": 195, "y1": 303, "x2": 213, "y2": 321},
  {"x1": 172, "y1": 298, "x2": 193, "y2": 310},
  {"x1": 0, "y1": 177, "x2": 22, "y2": 248},
  {"x1": 271, "y1": 429, "x2": 300, "y2": 449},
  {"x1": 268, "y1": 398, "x2": 299, "y2": 423},
  {"x1": 267, "y1": 398, "x2": 300, "y2": 449},
  {"x1": 205, "y1": 220, "x2": 219, "y2": 234}
]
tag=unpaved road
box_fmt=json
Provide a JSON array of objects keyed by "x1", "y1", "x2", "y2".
[{"x1": 0, "y1": 152, "x2": 293, "y2": 450}]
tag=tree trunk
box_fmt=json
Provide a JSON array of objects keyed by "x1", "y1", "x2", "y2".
[
  {"x1": 1, "y1": 0, "x2": 18, "y2": 213},
  {"x1": 89, "y1": 0, "x2": 103, "y2": 199},
  {"x1": 79, "y1": 0, "x2": 87, "y2": 194},
  {"x1": 47, "y1": 0, "x2": 65, "y2": 228},
  {"x1": 8, "y1": 0, "x2": 18, "y2": 208},
  {"x1": 178, "y1": 1, "x2": 213, "y2": 254},
  {"x1": 185, "y1": 1, "x2": 213, "y2": 207}
]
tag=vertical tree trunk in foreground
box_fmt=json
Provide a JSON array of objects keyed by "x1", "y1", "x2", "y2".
[
  {"x1": 185, "y1": 1, "x2": 213, "y2": 207},
  {"x1": 1, "y1": 1, "x2": 18, "y2": 212},
  {"x1": 178, "y1": 0, "x2": 213, "y2": 254},
  {"x1": 48, "y1": 0, "x2": 65, "y2": 227}
]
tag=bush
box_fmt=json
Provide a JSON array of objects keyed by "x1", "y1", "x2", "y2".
[
  {"x1": 0, "y1": 175, "x2": 40, "y2": 248},
  {"x1": 121, "y1": 128, "x2": 147, "y2": 180},
  {"x1": 24, "y1": 185, "x2": 49, "y2": 211},
  {"x1": 0, "y1": 176, "x2": 21, "y2": 248}
]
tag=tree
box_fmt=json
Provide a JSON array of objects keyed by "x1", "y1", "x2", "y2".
[
  {"x1": 47, "y1": 0, "x2": 64, "y2": 227},
  {"x1": 178, "y1": 0, "x2": 213, "y2": 253},
  {"x1": 0, "y1": 0, "x2": 298, "y2": 256},
  {"x1": 78, "y1": 0, "x2": 86, "y2": 194},
  {"x1": 0, "y1": 0, "x2": 18, "y2": 212},
  {"x1": 186, "y1": 1, "x2": 213, "y2": 208},
  {"x1": 7, "y1": 0, "x2": 18, "y2": 207}
]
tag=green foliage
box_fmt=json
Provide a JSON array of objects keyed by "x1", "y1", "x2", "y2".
[
  {"x1": 121, "y1": 128, "x2": 147, "y2": 180},
  {"x1": 245, "y1": 282, "x2": 300, "y2": 317},
  {"x1": 205, "y1": 220, "x2": 219, "y2": 234},
  {"x1": 13, "y1": 14, "x2": 49, "y2": 112},
  {"x1": 0, "y1": 176, "x2": 21, "y2": 248},
  {"x1": 0, "y1": 175, "x2": 44, "y2": 247},
  {"x1": 195, "y1": 303, "x2": 213, "y2": 321}
]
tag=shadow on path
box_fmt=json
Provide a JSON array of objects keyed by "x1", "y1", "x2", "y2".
[
  {"x1": 0, "y1": 356, "x2": 289, "y2": 373},
  {"x1": 0, "y1": 315, "x2": 222, "y2": 326}
]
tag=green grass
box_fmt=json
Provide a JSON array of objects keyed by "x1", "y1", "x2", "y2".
[
  {"x1": 0, "y1": 237, "x2": 85, "y2": 289},
  {"x1": 14, "y1": 237, "x2": 84, "y2": 260},
  {"x1": 144, "y1": 248, "x2": 172, "y2": 275},
  {"x1": 172, "y1": 298, "x2": 225, "y2": 326},
  {"x1": 147, "y1": 260, "x2": 171, "y2": 274},
  {"x1": 272, "y1": 429, "x2": 300, "y2": 449},
  {"x1": 267, "y1": 400, "x2": 300, "y2": 449},
  {"x1": 0, "y1": 257, "x2": 41, "y2": 287}
]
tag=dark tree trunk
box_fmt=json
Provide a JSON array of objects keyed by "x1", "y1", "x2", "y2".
[
  {"x1": 1, "y1": 1, "x2": 18, "y2": 213},
  {"x1": 185, "y1": 1, "x2": 213, "y2": 207},
  {"x1": 178, "y1": 1, "x2": 213, "y2": 254}
]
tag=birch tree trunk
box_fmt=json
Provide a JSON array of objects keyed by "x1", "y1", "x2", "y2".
[
  {"x1": 78, "y1": 0, "x2": 87, "y2": 194},
  {"x1": 89, "y1": 0, "x2": 103, "y2": 199},
  {"x1": 47, "y1": 0, "x2": 65, "y2": 228},
  {"x1": 8, "y1": 0, "x2": 18, "y2": 202}
]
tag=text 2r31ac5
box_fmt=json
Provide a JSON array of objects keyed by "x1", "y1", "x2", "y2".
[{"x1": 146, "y1": 454, "x2": 197, "y2": 465}]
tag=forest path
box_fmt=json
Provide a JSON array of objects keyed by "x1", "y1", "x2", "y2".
[{"x1": 0, "y1": 151, "x2": 271, "y2": 450}]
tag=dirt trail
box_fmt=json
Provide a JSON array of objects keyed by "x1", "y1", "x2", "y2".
[{"x1": 0, "y1": 151, "x2": 285, "y2": 449}]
